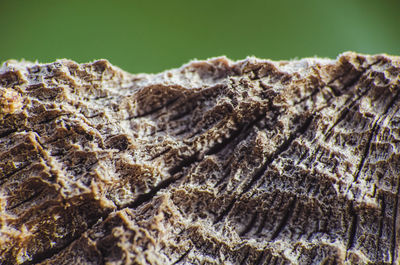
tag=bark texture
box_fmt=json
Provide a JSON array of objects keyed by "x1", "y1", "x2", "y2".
[{"x1": 0, "y1": 52, "x2": 400, "y2": 264}]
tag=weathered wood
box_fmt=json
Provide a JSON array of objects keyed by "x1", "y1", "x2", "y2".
[{"x1": 0, "y1": 53, "x2": 399, "y2": 264}]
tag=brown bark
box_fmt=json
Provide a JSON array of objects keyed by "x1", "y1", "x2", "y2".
[{"x1": 0, "y1": 52, "x2": 399, "y2": 264}]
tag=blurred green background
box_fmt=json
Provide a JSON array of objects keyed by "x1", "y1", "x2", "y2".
[{"x1": 1, "y1": 0, "x2": 399, "y2": 74}]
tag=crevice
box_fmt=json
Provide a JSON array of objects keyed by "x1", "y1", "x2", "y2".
[
  {"x1": 213, "y1": 114, "x2": 266, "y2": 190},
  {"x1": 188, "y1": 107, "x2": 238, "y2": 141},
  {"x1": 330, "y1": 58, "x2": 381, "y2": 95},
  {"x1": 15, "y1": 133, "x2": 103, "y2": 265},
  {"x1": 7, "y1": 189, "x2": 43, "y2": 210},
  {"x1": 169, "y1": 107, "x2": 193, "y2": 122},
  {"x1": 293, "y1": 57, "x2": 360, "y2": 107},
  {"x1": 176, "y1": 85, "x2": 227, "y2": 131},
  {"x1": 0, "y1": 162, "x2": 32, "y2": 184},
  {"x1": 214, "y1": 168, "x2": 231, "y2": 190},
  {"x1": 135, "y1": 114, "x2": 265, "y2": 215},
  {"x1": 354, "y1": 89, "x2": 400, "y2": 183},
  {"x1": 26, "y1": 238, "x2": 79, "y2": 265},
  {"x1": 324, "y1": 60, "x2": 383, "y2": 141},
  {"x1": 38, "y1": 114, "x2": 67, "y2": 124},
  {"x1": 23, "y1": 211, "x2": 110, "y2": 265},
  {"x1": 123, "y1": 176, "x2": 179, "y2": 210},
  {"x1": 324, "y1": 89, "x2": 369, "y2": 141},
  {"x1": 128, "y1": 96, "x2": 180, "y2": 119},
  {"x1": 204, "y1": 125, "x2": 245, "y2": 156},
  {"x1": 148, "y1": 147, "x2": 172, "y2": 161},
  {"x1": 240, "y1": 212, "x2": 258, "y2": 237},
  {"x1": 346, "y1": 202, "x2": 358, "y2": 252},
  {"x1": 254, "y1": 250, "x2": 265, "y2": 265},
  {"x1": 214, "y1": 198, "x2": 236, "y2": 224},
  {"x1": 168, "y1": 154, "x2": 199, "y2": 176},
  {"x1": 382, "y1": 90, "x2": 400, "y2": 118},
  {"x1": 215, "y1": 115, "x2": 314, "y2": 225},
  {"x1": 353, "y1": 122, "x2": 379, "y2": 182},
  {"x1": 205, "y1": 113, "x2": 263, "y2": 156},
  {"x1": 270, "y1": 198, "x2": 297, "y2": 241},
  {"x1": 242, "y1": 114, "x2": 314, "y2": 194},
  {"x1": 172, "y1": 248, "x2": 192, "y2": 265},
  {"x1": 330, "y1": 69, "x2": 363, "y2": 96},
  {"x1": 169, "y1": 112, "x2": 263, "y2": 176},
  {"x1": 256, "y1": 211, "x2": 269, "y2": 235},
  {"x1": 293, "y1": 86, "x2": 322, "y2": 106}
]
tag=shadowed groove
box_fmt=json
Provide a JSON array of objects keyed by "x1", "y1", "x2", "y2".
[
  {"x1": 205, "y1": 112, "x2": 264, "y2": 156},
  {"x1": 123, "y1": 176, "x2": 178, "y2": 210},
  {"x1": 128, "y1": 96, "x2": 180, "y2": 119},
  {"x1": 346, "y1": 202, "x2": 358, "y2": 253},
  {"x1": 270, "y1": 198, "x2": 297, "y2": 241},
  {"x1": 6, "y1": 189, "x2": 43, "y2": 210},
  {"x1": 242, "y1": 114, "x2": 315, "y2": 195},
  {"x1": 353, "y1": 122, "x2": 379, "y2": 183},
  {"x1": 254, "y1": 250, "x2": 266, "y2": 265},
  {"x1": 0, "y1": 162, "x2": 32, "y2": 183},
  {"x1": 324, "y1": 59, "x2": 383, "y2": 141},
  {"x1": 240, "y1": 211, "x2": 258, "y2": 237},
  {"x1": 214, "y1": 198, "x2": 237, "y2": 224},
  {"x1": 172, "y1": 248, "x2": 192, "y2": 265},
  {"x1": 353, "y1": 89, "x2": 400, "y2": 185}
]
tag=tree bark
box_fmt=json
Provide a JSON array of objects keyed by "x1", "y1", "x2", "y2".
[{"x1": 0, "y1": 52, "x2": 399, "y2": 264}]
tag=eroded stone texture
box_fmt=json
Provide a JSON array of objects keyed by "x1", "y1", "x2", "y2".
[{"x1": 0, "y1": 53, "x2": 399, "y2": 264}]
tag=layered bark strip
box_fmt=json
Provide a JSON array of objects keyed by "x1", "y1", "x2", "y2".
[{"x1": 0, "y1": 52, "x2": 399, "y2": 265}]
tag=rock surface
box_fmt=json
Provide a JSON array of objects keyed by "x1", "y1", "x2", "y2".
[{"x1": 0, "y1": 53, "x2": 399, "y2": 264}]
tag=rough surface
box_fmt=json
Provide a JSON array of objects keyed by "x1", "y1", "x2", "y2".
[{"x1": 0, "y1": 52, "x2": 399, "y2": 265}]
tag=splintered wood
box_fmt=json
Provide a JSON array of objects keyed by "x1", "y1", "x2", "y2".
[{"x1": 0, "y1": 53, "x2": 399, "y2": 264}]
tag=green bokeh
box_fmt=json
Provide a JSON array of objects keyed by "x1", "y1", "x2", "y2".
[{"x1": 1, "y1": 0, "x2": 399, "y2": 74}]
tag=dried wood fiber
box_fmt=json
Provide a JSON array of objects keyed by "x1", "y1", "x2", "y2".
[{"x1": 0, "y1": 52, "x2": 400, "y2": 264}]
